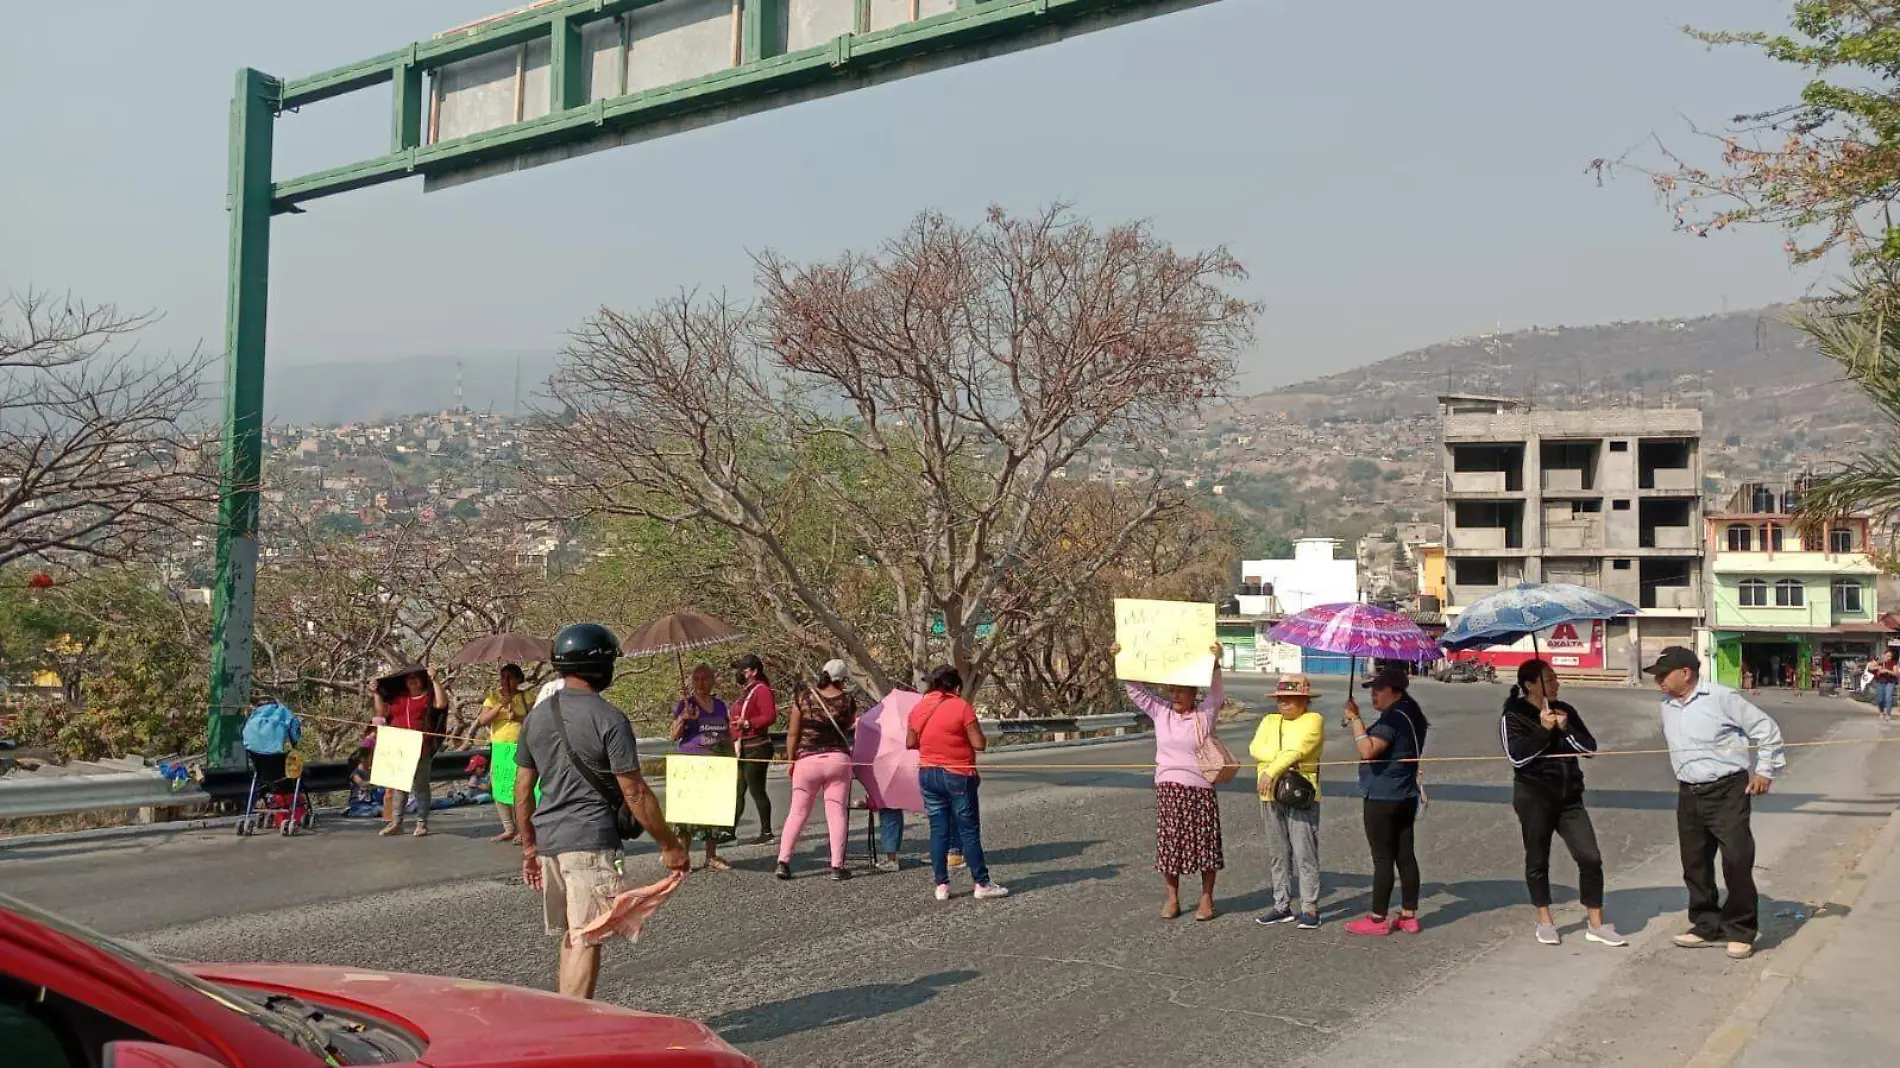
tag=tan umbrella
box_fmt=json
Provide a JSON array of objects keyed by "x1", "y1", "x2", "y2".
[
  {"x1": 448, "y1": 632, "x2": 552, "y2": 667},
  {"x1": 623, "y1": 611, "x2": 742, "y2": 690}
]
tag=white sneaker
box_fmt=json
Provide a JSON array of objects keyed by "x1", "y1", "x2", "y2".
[
  {"x1": 1535, "y1": 923, "x2": 1561, "y2": 945},
  {"x1": 934, "y1": 883, "x2": 951, "y2": 901},
  {"x1": 1586, "y1": 925, "x2": 1628, "y2": 947},
  {"x1": 973, "y1": 882, "x2": 1010, "y2": 900}
]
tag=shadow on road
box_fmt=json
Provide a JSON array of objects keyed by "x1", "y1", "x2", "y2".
[
  {"x1": 706, "y1": 969, "x2": 978, "y2": 1044},
  {"x1": 1005, "y1": 863, "x2": 1122, "y2": 895}
]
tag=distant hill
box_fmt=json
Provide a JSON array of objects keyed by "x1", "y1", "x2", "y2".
[{"x1": 1238, "y1": 306, "x2": 1877, "y2": 459}]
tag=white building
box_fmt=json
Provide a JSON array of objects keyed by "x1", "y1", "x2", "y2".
[{"x1": 1237, "y1": 538, "x2": 1359, "y2": 615}]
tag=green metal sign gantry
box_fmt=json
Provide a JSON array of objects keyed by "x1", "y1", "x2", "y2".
[{"x1": 207, "y1": 0, "x2": 1218, "y2": 765}]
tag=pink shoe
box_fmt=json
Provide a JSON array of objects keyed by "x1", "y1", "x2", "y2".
[
  {"x1": 1345, "y1": 914, "x2": 1394, "y2": 937},
  {"x1": 1394, "y1": 915, "x2": 1422, "y2": 935}
]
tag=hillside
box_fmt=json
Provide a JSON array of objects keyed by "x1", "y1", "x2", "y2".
[{"x1": 1184, "y1": 306, "x2": 1887, "y2": 569}]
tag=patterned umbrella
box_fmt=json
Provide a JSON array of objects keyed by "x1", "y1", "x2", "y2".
[
  {"x1": 1440, "y1": 583, "x2": 1637, "y2": 652},
  {"x1": 622, "y1": 611, "x2": 743, "y2": 690},
  {"x1": 1267, "y1": 603, "x2": 1441, "y2": 662}
]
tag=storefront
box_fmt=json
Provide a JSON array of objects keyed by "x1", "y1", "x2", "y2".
[
  {"x1": 1712, "y1": 630, "x2": 1883, "y2": 690},
  {"x1": 1217, "y1": 621, "x2": 1258, "y2": 673}
]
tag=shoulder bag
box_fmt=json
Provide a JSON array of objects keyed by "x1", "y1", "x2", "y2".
[
  {"x1": 1258, "y1": 716, "x2": 1316, "y2": 808},
  {"x1": 1397, "y1": 705, "x2": 1429, "y2": 816},
  {"x1": 1191, "y1": 707, "x2": 1241, "y2": 787},
  {"x1": 547, "y1": 691, "x2": 643, "y2": 841}
]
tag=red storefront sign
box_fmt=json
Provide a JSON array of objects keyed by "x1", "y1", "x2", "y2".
[{"x1": 1450, "y1": 620, "x2": 1605, "y2": 670}]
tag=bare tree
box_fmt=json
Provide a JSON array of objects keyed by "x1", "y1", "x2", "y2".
[
  {"x1": 0, "y1": 292, "x2": 215, "y2": 568},
  {"x1": 253, "y1": 510, "x2": 532, "y2": 754},
  {"x1": 536, "y1": 206, "x2": 1255, "y2": 699}
]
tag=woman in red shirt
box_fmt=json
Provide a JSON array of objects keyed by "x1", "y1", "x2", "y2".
[
  {"x1": 729, "y1": 654, "x2": 779, "y2": 843},
  {"x1": 371, "y1": 665, "x2": 448, "y2": 837},
  {"x1": 906, "y1": 666, "x2": 1008, "y2": 902}
]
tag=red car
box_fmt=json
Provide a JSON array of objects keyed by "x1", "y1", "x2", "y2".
[{"x1": 0, "y1": 892, "x2": 754, "y2": 1067}]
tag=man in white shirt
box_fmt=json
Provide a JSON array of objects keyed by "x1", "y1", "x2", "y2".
[{"x1": 1646, "y1": 646, "x2": 1785, "y2": 961}]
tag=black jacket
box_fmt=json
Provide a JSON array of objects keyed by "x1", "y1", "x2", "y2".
[{"x1": 1500, "y1": 694, "x2": 1597, "y2": 800}]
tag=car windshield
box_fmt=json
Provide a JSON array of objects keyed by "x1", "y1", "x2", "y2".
[{"x1": 3, "y1": 893, "x2": 337, "y2": 1064}]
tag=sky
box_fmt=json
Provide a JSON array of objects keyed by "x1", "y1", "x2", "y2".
[{"x1": 0, "y1": 0, "x2": 1830, "y2": 391}]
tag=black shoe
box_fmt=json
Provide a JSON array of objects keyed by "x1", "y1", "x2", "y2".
[
  {"x1": 831, "y1": 866, "x2": 852, "y2": 882},
  {"x1": 775, "y1": 861, "x2": 792, "y2": 880}
]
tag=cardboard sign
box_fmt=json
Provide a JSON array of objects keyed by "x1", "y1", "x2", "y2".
[
  {"x1": 664, "y1": 754, "x2": 739, "y2": 826},
  {"x1": 1114, "y1": 598, "x2": 1217, "y2": 687},
  {"x1": 369, "y1": 726, "x2": 425, "y2": 791}
]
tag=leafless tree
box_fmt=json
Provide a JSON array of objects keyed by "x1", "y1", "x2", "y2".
[
  {"x1": 0, "y1": 292, "x2": 216, "y2": 568},
  {"x1": 535, "y1": 206, "x2": 1255, "y2": 699},
  {"x1": 253, "y1": 509, "x2": 532, "y2": 754}
]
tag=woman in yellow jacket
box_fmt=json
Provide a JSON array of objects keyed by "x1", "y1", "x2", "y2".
[{"x1": 1251, "y1": 674, "x2": 1326, "y2": 929}]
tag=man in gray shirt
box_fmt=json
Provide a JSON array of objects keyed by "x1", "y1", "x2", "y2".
[
  {"x1": 515, "y1": 623, "x2": 687, "y2": 999},
  {"x1": 1645, "y1": 646, "x2": 1785, "y2": 960}
]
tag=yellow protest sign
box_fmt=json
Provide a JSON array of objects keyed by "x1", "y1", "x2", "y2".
[
  {"x1": 369, "y1": 726, "x2": 425, "y2": 791},
  {"x1": 1114, "y1": 598, "x2": 1217, "y2": 688},
  {"x1": 664, "y1": 755, "x2": 739, "y2": 827}
]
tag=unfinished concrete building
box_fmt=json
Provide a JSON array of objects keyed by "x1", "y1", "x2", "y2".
[{"x1": 1439, "y1": 395, "x2": 1704, "y2": 676}]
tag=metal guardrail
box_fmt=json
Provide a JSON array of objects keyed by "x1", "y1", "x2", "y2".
[
  {"x1": 0, "y1": 771, "x2": 212, "y2": 820},
  {"x1": 0, "y1": 716, "x2": 1147, "y2": 822}
]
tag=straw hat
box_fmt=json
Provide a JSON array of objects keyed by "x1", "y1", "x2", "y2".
[{"x1": 1273, "y1": 674, "x2": 1314, "y2": 699}]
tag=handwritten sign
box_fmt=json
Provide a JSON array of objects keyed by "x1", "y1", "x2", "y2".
[
  {"x1": 664, "y1": 755, "x2": 739, "y2": 827},
  {"x1": 369, "y1": 726, "x2": 425, "y2": 791},
  {"x1": 1115, "y1": 598, "x2": 1217, "y2": 687}
]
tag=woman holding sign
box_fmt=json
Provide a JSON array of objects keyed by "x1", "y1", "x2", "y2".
[
  {"x1": 1116, "y1": 643, "x2": 1228, "y2": 922},
  {"x1": 670, "y1": 663, "x2": 737, "y2": 871}
]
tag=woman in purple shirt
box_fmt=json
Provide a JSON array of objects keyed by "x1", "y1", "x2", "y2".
[
  {"x1": 669, "y1": 663, "x2": 737, "y2": 871},
  {"x1": 1116, "y1": 644, "x2": 1228, "y2": 921}
]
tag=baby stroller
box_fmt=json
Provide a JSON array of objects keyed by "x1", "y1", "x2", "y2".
[{"x1": 236, "y1": 701, "x2": 314, "y2": 837}]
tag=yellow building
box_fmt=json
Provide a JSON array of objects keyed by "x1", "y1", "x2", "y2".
[{"x1": 1415, "y1": 543, "x2": 1447, "y2": 607}]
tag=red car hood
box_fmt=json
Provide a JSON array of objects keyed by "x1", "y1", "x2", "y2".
[{"x1": 187, "y1": 963, "x2": 753, "y2": 1068}]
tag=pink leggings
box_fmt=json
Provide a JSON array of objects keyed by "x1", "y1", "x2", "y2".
[{"x1": 777, "y1": 752, "x2": 853, "y2": 867}]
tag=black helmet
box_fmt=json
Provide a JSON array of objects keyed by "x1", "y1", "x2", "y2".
[{"x1": 551, "y1": 623, "x2": 621, "y2": 686}]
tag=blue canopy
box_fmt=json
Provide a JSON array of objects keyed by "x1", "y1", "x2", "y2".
[{"x1": 1440, "y1": 583, "x2": 1637, "y2": 651}]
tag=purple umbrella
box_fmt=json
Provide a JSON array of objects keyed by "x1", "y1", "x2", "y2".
[{"x1": 1267, "y1": 602, "x2": 1441, "y2": 663}]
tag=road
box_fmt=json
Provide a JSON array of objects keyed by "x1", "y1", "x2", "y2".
[{"x1": 6, "y1": 678, "x2": 1896, "y2": 1066}]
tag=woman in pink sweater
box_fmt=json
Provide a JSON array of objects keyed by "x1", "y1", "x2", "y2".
[{"x1": 1116, "y1": 644, "x2": 1227, "y2": 921}]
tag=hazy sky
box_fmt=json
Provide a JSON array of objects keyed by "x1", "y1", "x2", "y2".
[{"x1": 0, "y1": 1, "x2": 1827, "y2": 390}]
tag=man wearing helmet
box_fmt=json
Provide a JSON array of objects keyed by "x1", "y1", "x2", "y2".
[{"x1": 514, "y1": 622, "x2": 689, "y2": 999}]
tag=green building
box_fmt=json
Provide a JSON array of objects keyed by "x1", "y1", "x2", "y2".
[{"x1": 1706, "y1": 484, "x2": 1881, "y2": 690}]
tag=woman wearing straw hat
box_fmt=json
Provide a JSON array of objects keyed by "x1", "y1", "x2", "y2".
[{"x1": 1251, "y1": 674, "x2": 1326, "y2": 929}]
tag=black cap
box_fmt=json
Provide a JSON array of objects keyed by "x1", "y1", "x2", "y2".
[
  {"x1": 1643, "y1": 646, "x2": 1700, "y2": 678},
  {"x1": 1363, "y1": 667, "x2": 1410, "y2": 692}
]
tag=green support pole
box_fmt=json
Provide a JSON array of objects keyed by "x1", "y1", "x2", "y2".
[
  {"x1": 208, "y1": 67, "x2": 279, "y2": 769},
  {"x1": 551, "y1": 15, "x2": 586, "y2": 111},
  {"x1": 391, "y1": 59, "x2": 423, "y2": 151},
  {"x1": 744, "y1": 0, "x2": 786, "y2": 63}
]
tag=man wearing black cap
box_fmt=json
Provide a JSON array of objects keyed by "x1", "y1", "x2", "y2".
[{"x1": 1646, "y1": 645, "x2": 1785, "y2": 961}]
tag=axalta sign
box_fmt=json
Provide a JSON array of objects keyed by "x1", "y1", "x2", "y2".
[{"x1": 1459, "y1": 620, "x2": 1605, "y2": 669}]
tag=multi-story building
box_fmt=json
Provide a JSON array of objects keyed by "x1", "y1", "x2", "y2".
[
  {"x1": 1704, "y1": 480, "x2": 1881, "y2": 690},
  {"x1": 1439, "y1": 395, "x2": 1703, "y2": 674}
]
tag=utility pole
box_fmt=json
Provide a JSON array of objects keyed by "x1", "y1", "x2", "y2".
[{"x1": 206, "y1": 68, "x2": 279, "y2": 768}]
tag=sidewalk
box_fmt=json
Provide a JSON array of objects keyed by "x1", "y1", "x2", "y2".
[{"x1": 1724, "y1": 804, "x2": 1900, "y2": 1067}]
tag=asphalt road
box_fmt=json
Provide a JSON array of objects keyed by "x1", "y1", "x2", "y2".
[{"x1": 6, "y1": 678, "x2": 1895, "y2": 1066}]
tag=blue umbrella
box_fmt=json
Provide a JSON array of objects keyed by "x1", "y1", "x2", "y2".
[{"x1": 1440, "y1": 582, "x2": 1637, "y2": 653}]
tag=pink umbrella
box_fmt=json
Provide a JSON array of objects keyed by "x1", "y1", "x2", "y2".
[{"x1": 853, "y1": 689, "x2": 923, "y2": 812}]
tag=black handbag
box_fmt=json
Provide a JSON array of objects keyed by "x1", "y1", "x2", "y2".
[
  {"x1": 1273, "y1": 768, "x2": 1317, "y2": 810},
  {"x1": 547, "y1": 691, "x2": 643, "y2": 841}
]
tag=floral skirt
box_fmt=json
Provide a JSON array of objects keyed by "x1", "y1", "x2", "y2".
[{"x1": 1154, "y1": 782, "x2": 1225, "y2": 875}]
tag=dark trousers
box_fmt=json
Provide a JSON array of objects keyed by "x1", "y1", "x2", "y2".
[
  {"x1": 735, "y1": 739, "x2": 774, "y2": 833},
  {"x1": 1363, "y1": 797, "x2": 1420, "y2": 916},
  {"x1": 1677, "y1": 772, "x2": 1758, "y2": 943},
  {"x1": 1512, "y1": 782, "x2": 1605, "y2": 909}
]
